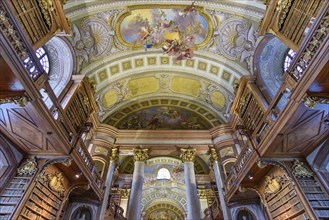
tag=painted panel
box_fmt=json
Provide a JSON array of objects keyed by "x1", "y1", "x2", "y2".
[{"x1": 117, "y1": 106, "x2": 210, "y2": 129}]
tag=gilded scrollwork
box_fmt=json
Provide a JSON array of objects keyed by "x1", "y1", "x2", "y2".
[
  {"x1": 0, "y1": 95, "x2": 29, "y2": 107},
  {"x1": 109, "y1": 147, "x2": 119, "y2": 162},
  {"x1": 197, "y1": 189, "x2": 213, "y2": 199},
  {"x1": 133, "y1": 148, "x2": 149, "y2": 162},
  {"x1": 209, "y1": 147, "x2": 218, "y2": 165},
  {"x1": 264, "y1": 175, "x2": 283, "y2": 197},
  {"x1": 292, "y1": 160, "x2": 313, "y2": 178},
  {"x1": 17, "y1": 158, "x2": 38, "y2": 176},
  {"x1": 37, "y1": 0, "x2": 54, "y2": 29},
  {"x1": 303, "y1": 96, "x2": 329, "y2": 109},
  {"x1": 180, "y1": 148, "x2": 196, "y2": 163},
  {"x1": 120, "y1": 188, "x2": 130, "y2": 199},
  {"x1": 39, "y1": 171, "x2": 65, "y2": 197}
]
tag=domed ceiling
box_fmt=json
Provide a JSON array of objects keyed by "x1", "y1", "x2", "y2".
[{"x1": 64, "y1": 0, "x2": 265, "y2": 129}]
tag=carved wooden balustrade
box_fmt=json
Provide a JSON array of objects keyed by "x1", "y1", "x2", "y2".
[
  {"x1": 72, "y1": 138, "x2": 104, "y2": 197},
  {"x1": 3, "y1": 0, "x2": 70, "y2": 49},
  {"x1": 225, "y1": 3, "x2": 329, "y2": 200},
  {"x1": 0, "y1": 1, "x2": 103, "y2": 198}
]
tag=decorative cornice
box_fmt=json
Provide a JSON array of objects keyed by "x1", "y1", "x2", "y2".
[
  {"x1": 133, "y1": 148, "x2": 149, "y2": 162},
  {"x1": 180, "y1": 147, "x2": 196, "y2": 163}
]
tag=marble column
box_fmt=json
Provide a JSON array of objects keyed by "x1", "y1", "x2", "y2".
[
  {"x1": 209, "y1": 147, "x2": 231, "y2": 220},
  {"x1": 98, "y1": 147, "x2": 119, "y2": 219},
  {"x1": 180, "y1": 148, "x2": 201, "y2": 219},
  {"x1": 127, "y1": 148, "x2": 148, "y2": 220}
]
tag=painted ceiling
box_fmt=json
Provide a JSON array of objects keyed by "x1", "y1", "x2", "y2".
[{"x1": 65, "y1": 0, "x2": 265, "y2": 130}]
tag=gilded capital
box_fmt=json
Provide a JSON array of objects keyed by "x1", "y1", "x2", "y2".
[
  {"x1": 180, "y1": 148, "x2": 196, "y2": 163},
  {"x1": 109, "y1": 147, "x2": 119, "y2": 162},
  {"x1": 209, "y1": 147, "x2": 218, "y2": 164},
  {"x1": 133, "y1": 148, "x2": 149, "y2": 162}
]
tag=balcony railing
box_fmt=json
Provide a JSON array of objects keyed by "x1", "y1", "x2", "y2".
[
  {"x1": 0, "y1": 1, "x2": 102, "y2": 198},
  {"x1": 225, "y1": 3, "x2": 328, "y2": 200}
]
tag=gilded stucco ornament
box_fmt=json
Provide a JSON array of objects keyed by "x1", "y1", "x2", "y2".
[
  {"x1": 37, "y1": 0, "x2": 54, "y2": 29},
  {"x1": 0, "y1": 95, "x2": 29, "y2": 107},
  {"x1": 209, "y1": 147, "x2": 218, "y2": 165},
  {"x1": 264, "y1": 174, "x2": 286, "y2": 198},
  {"x1": 120, "y1": 189, "x2": 130, "y2": 199},
  {"x1": 303, "y1": 96, "x2": 329, "y2": 109},
  {"x1": 109, "y1": 147, "x2": 119, "y2": 162},
  {"x1": 180, "y1": 148, "x2": 196, "y2": 163},
  {"x1": 40, "y1": 171, "x2": 65, "y2": 197},
  {"x1": 133, "y1": 148, "x2": 149, "y2": 162},
  {"x1": 17, "y1": 158, "x2": 38, "y2": 175},
  {"x1": 292, "y1": 160, "x2": 313, "y2": 178},
  {"x1": 198, "y1": 189, "x2": 212, "y2": 199}
]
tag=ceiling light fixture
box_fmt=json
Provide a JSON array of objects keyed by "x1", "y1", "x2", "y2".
[
  {"x1": 75, "y1": 172, "x2": 82, "y2": 178},
  {"x1": 247, "y1": 172, "x2": 253, "y2": 180}
]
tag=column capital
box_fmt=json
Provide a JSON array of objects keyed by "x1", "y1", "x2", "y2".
[
  {"x1": 180, "y1": 148, "x2": 196, "y2": 163},
  {"x1": 209, "y1": 147, "x2": 218, "y2": 165},
  {"x1": 133, "y1": 148, "x2": 149, "y2": 162},
  {"x1": 109, "y1": 147, "x2": 119, "y2": 163}
]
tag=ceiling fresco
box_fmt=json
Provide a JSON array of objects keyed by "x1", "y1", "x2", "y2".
[
  {"x1": 65, "y1": 1, "x2": 265, "y2": 130},
  {"x1": 116, "y1": 106, "x2": 211, "y2": 130},
  {"x1": 118, "y1": 7, "x2": 210, "y2": 46}
]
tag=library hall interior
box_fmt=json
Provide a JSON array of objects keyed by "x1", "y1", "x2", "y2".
[{"x1": 0, "y1": 0, "x2": 328, "y2": 219}]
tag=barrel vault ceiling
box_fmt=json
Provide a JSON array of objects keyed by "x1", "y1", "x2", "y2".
[{"x1": 64, "y1": 0, "x2": 266, "y2": 130}]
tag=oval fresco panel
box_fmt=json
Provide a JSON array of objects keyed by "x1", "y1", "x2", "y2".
[
  {"x1": 117, "y1": 106, "x2": 211, "y2": 130},
  {"x1": 118, "y1": 6, "x2": 211, "y2": 48}
]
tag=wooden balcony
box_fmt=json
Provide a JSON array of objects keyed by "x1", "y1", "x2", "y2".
[
  {"x1": 225, "y1": 6, "x2": 329, "y2": 201},
  {"x1": 0, "y1": 0, "x2": 102, "y2": 199},
  {"x1": 260, "y1": 0, "x2": 328, "y2": 51},
  {"x1": 3, "y1": 0, "x2": 70, "y2": 49}
]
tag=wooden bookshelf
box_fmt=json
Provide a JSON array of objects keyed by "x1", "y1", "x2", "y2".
[
  {"x1": 266, "y1": 182, "x2": 309, "y2": 220},
  {"x1": 297, "y1": 177, "x2": 329, "y2": 219},
  {"x1": 17, "y1": 180, "x2": 64, "y2": 220},
  {"x1": 0, "y1": 176, "x2": 32, "y2": 220}
]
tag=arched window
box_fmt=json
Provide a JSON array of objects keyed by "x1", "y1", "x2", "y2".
[
  {"x1": 157, "y1": 168, "x2": 171, "y2": 180},
  {"x1": 284, "y1": 49, "x2": 304, "y2": 73},
  {"x1": 24, "y1": 47, "x2": 50, "y2": 74},
  {"x1": 35, "y1": 47, "x2": 50, "y2": 73}
]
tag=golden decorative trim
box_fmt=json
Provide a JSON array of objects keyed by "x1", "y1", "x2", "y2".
[
  {"x1": 115, "y1": 4, "x2": 214, "y2": 49},
  {"x1": 197, "y1": 189, "x2": 213, "y2": 199},
  {"x1": 39, "y1": 171, "x2": 65, "y2": 197},
  {"x1": 0, "y1": 95, "x2": 29, "y2": 107},
  {"x1": 303, "y1": 96, "x2": 329, "y2": 109},
  {"x1": 264, "y1": 175, "x2": 283, "y2": 197},
  {"x1": 292, "y1": 160, "x2": 313, "y2": 178},
  {"x1": 17, "y1": 158, "x2": 38, "y2": 176},
  {"x1": 109, "y1": 147, "x2": 119, "y2": 162},
  {"x1": 180, "y1": 147, "x2": 196, "y2": 162},
  {"x1": 133, "y1": 148, "x2": 149, "y2": 162},
  {"x1": 209, "y1": 147, "x2": 218, "y2": 165},
  {"x1": 120, "y1": 188, "x2": 130, "y2": 199},
  {"x1": 37, "y1": 0, "x2": 54, "y2": 29}
]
